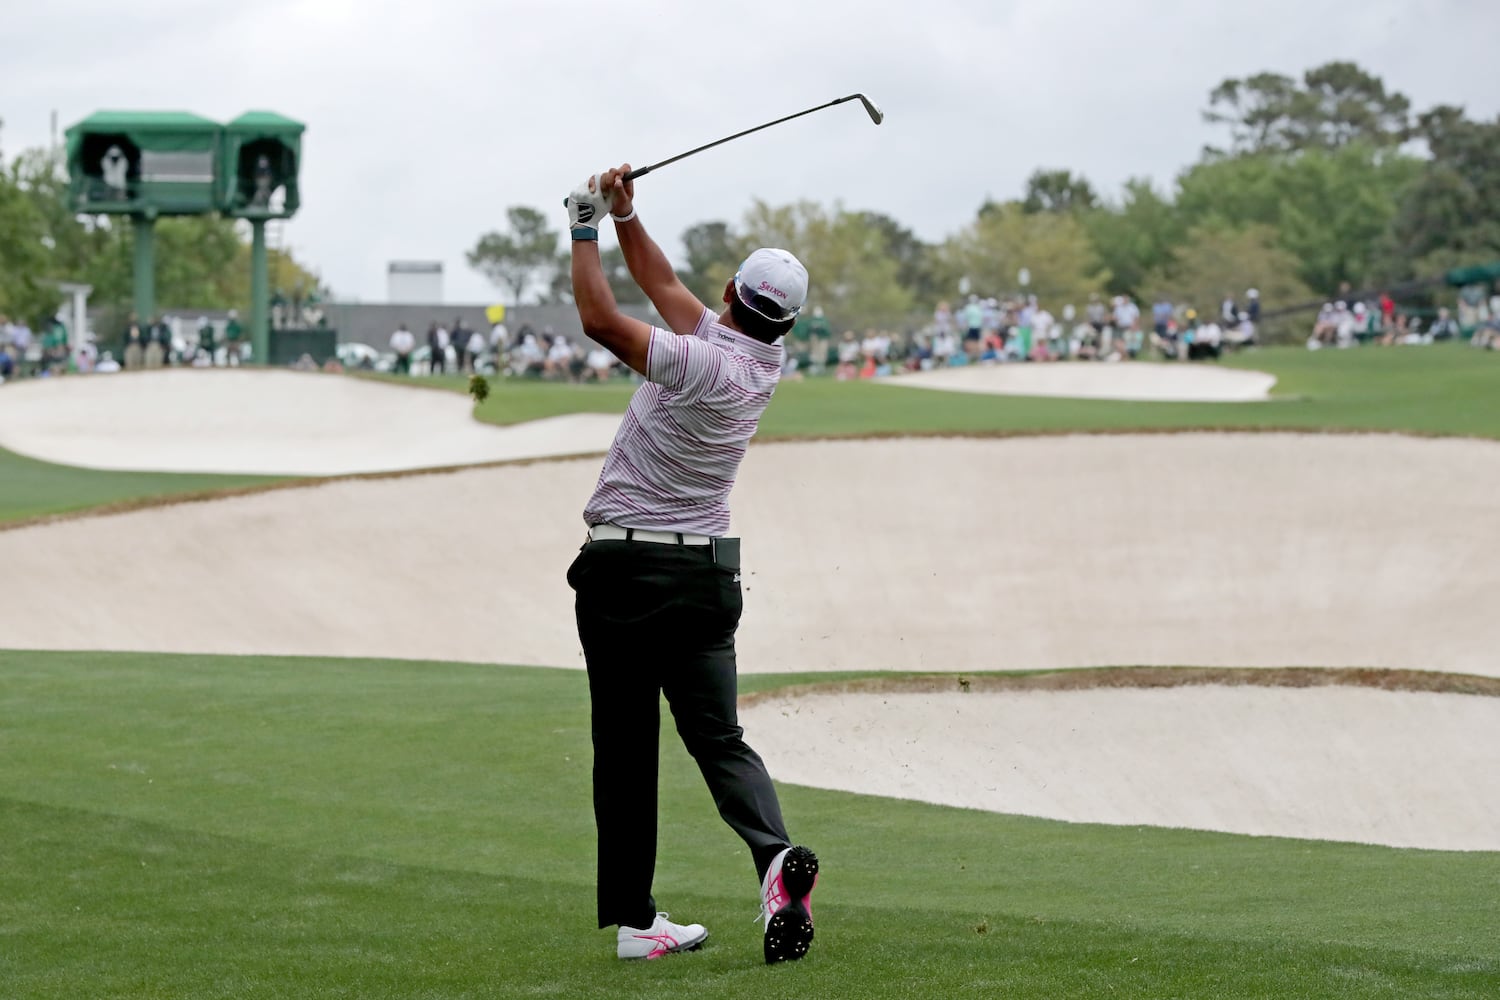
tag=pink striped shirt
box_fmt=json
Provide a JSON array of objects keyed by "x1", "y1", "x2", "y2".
[{"x1": 583, "y1": 308, "x2": 783, "y2": 536}]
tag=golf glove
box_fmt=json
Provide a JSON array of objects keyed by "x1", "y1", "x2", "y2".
[{"x1": 565, "y1": 175, "x2": 611, "y2": 241}]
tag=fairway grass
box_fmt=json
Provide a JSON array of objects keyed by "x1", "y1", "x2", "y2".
[
  {"x1": 3, "y1": 651, "x2": 1496, "y2": 999},
  {"x1": 0, "y1": 446, "x2": 277, "y2": 526}
]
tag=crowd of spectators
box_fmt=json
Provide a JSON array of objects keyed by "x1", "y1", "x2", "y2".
[
  {"x1": 1308, "y1": 286, "x2": 1500, "y2": 350},
  {"x1": 0, "y1": 311, "x2": 255, "y2": 383},
  {"x1": 782, "y1": 289, "x2": 1264, "y2": 380},
  {"x1": 384, "y1": 319, "x2": 623, "y2": 383},
  {"x1": 8, "y1": 279, "x2": 1497, "y2": 390}
]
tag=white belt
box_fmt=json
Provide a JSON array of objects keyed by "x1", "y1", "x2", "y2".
[{"x1": 588, "y1": 524, "x2": 712, "y2": 546}]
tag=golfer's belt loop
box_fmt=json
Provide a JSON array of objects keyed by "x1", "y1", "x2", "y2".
[
  {"x1": 675, "y1": 532, "x2": 684, "y2": 545},
  {"x1": 625, "y1": 528, "x2": 635, "y2": 542}
]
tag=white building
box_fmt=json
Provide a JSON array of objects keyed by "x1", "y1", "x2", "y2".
[{"x1": 387, "y1": 261, "x2": 443, "y2": 304}]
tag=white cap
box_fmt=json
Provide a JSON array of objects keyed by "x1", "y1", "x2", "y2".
[{"x1": 734, "y1": 248, "x2": 808, "y2": 322}]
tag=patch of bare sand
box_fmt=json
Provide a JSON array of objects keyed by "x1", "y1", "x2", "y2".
[
  {"x1": 0, "y1": 434, "x2": 1497, "y2": 678},
  {"x1": 738, "y1": 680, "x2": 1500, "y2": 851},
  {"x1": 880, "y1": 362, "x2": 1276, "y2": 401},
  {"x1": 0, "y1": 369, "x2": 619, "y2": 475}
]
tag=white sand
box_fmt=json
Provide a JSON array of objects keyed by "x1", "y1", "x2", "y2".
[
  {"x1": 739, "y1": 685, "x2": 1500, "y2": 851},
  {"x1": 881, "y1": 363, "x2": 1276, "y2": 402},
  {"x1": 2, "y1": 434, "x2": 1497, "y2": 677},
  {"x1": 0, "y1": 370, "x2": 619, "y2": 475}
]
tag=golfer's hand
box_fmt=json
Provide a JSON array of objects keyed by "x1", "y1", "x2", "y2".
[
  {"x1": 565, "y1": 174, "x2": 611, "y2": 237},
  {"x1": 600, "y1": 164, "x2": 635, "y2": 219}
]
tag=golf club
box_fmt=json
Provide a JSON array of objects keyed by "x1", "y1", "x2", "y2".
[{"x1": 621, "y1": 94, "x2": 883, "y2": 182}]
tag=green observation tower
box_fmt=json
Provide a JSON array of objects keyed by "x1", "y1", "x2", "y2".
[{"x1": 65, "y1": 110, "x2": 305, "y2": 364}]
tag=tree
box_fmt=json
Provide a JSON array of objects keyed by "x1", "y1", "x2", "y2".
[
  {"x1": 601, "y1": 246, "x2": 648, "y2": 304},
  {"x1": 1203, "y1": 71, "x2": 1301, "y2": 155},
  {"x1": 934, "y1": 201, "x2": 1109, "y2": 309},
  {"x1": 0, "y1": 148, "x2": 55, "y2": 323},
  {"x1": 1204, "y1": 62, "x2": 1411, "y2": 155},
  {"x1": 1022, "y1": 169, "x2": 1098, "y2": 214},
  {"x1": 1175, "y1": 144, "x2": 1420, "y2": 295},
  {"x1": 1142, "y1": 223, "x2": 1313, "y2": 343},
  {"x1": 466, "y1": 207, "x2": 561, "y2": 305},
  {"x1": 858, "y1": 211, "x2": 936, "y2": 301},
  {"x1": 738, "y1": 200, "x2": 916, "y2": 331},
  {"x1": 678, "y1": 221, "x2": 742, "y2": 302},
  {"x1": 1082, "y1": 178, "x2": 1182, "y2": 296},
  {"x1": 1297, "y1": 62, "x2": 1412, "y2": 149},
  {"x1": 1383, "y1": 108, "x2": 1500, "y2": 277},
  {"x1": 153, "y1": 216, "x2": 247, "y2": 311}
]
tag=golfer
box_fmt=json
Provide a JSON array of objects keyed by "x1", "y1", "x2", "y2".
[{"x1": 563, "y1": 165, "x2": 818, "y2": 964}]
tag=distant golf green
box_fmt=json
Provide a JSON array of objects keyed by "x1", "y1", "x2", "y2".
[
  {"x1": 2, "y1": 651, "x2": 1495, "y2": 999},
  {"x1": 461, "y1": 344, "x2": 1500, "y2": 439},
  {"x1": 5, "y1": 346, "x2": 1496, "y2": 528}
]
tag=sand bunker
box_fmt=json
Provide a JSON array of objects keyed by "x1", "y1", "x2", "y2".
[
  {"x1": 0, "y1": 370, "x2": 619, "y2": 475},
  {"x1": 739, "y1": 683, "x2": 1500, "y2": 851},
  {"x1": 2, "y1": 434, "x2": 1497, "y2": 678},
  {"x1": 882, "y1": 363, "x2": 1276, "y2": 402}
]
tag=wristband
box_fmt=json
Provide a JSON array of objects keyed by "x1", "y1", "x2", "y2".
[
  {"x1": 611, "y1": 208, "x2": 637, "y2": 223},
  {"x1": 570, "y1": 226, "x2": 599, "y2": 242}
]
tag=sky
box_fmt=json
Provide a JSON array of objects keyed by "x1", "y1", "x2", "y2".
[{"x1": 6, "y1": 0, "x2": 1498, "y2": 305}]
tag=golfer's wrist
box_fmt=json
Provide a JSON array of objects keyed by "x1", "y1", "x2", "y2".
[
  {"x1": 611, "y1": 206, "x2": 637, "y2": 223},
  {"x1": 570, "y1": 226, "x2": 599, "y2": 241}
]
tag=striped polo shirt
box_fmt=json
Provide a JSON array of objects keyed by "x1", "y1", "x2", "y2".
[{"x1": 583, "y1": 307, "x2": 782, "y2": 536}]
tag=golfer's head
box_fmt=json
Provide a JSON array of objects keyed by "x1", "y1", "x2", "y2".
[{"x1": 729, "y1": 248, "x2": 808, "y2": 342}]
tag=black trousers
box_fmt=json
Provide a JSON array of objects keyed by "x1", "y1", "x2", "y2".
[{"x1": 567, "y1": 538, "x2": 791, "y2": 929}]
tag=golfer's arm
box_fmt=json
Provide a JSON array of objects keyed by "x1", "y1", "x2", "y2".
[
  {"x1": 572, "y1": 241, "x2": 651, "y2": 376},
  {"x1": 614, "y1": 215, "x2": 705, "y2": 336}
]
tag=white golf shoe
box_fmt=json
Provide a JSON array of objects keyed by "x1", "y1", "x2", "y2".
[
  {"x1": 616, "y1": 912, "x2": 708, "y2": 960},
  {"x1": 760, "y1": 845, "x2": 819, "y2": 964}
]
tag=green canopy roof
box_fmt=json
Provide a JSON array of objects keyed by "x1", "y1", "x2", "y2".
[
  {"x1": 65, "y1": 110, "x2": 221, "y2": 162},
  {"x1": 66, "y1": 110, "x2": 219, "y2": 135},
  {"x1": 1446, "y1": 261, "x2": 1500, "y2": 287},
  {"x1": 227, "y1": 111, "x2": 305, "y2": 133}
]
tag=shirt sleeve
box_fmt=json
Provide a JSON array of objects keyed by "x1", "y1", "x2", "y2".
[{"x1": 645, "y1": 313, "x2": 724, "y2": 403}]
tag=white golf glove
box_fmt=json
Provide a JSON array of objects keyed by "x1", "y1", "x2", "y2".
[{"x1": 565, "y1": 175, "x2": 611, "y2": 240}]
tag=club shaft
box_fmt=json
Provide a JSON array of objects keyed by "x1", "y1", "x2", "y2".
[{"x1": 622, "y1": 96, "x2": 861, "y2": 182}]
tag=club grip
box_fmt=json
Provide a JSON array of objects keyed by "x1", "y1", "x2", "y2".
[{"x1": 622, "y1": 164, "x2": 653, "y2": 183}]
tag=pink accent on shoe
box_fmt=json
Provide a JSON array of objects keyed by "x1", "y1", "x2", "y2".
[{"x1": 629, "y1": 932, "x2": 679, "y2": 960}]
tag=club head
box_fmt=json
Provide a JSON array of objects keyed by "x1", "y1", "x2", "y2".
[{"x1": 856, "y1": 94, "x2": 884, "y2": 125}]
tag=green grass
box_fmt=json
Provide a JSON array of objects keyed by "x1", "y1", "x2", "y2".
[
  {"x1": 0, "y1": 447, "x2": 277, "y2": 524},
  {"x1": 2, "y1": 651, "x2": 1496, "y2": 999},
  {"x1": 462, "y1": 344, "x2": 1500, "y2": 440}
]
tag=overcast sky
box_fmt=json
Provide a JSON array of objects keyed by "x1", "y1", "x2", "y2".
[{"x1": 6, "y1": 0, "x2": 1498, "y2": 305}]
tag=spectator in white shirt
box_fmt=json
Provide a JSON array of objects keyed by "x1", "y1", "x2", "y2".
[
  {"x1": 583, "y1": 346, "x2": 617, "y2": 381},
  {"x1": 1032, "y1": 307, "x2": 1057, "y2": 360},
  {"x1": 835, "y1": 330, "x2": 860, "y2": 380},
  {"x1": 544, "y1": 335, "x2": 575, "y2": 380},
  {"x1": 389, "y1": 325, "x2": 416, "y2": 374},
  {"x1": 512, "y1": 333, "x2": 545, "y2": 376},
  {"x1": 932, "y1": 329, "x2": 958, "y2": 366},
  {"x1": 466, "y1": 329, "x2": 486, "y2": 372},
  {"x1": 1191, "y1": 320, "x2": 1223, "y2": 360}
]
